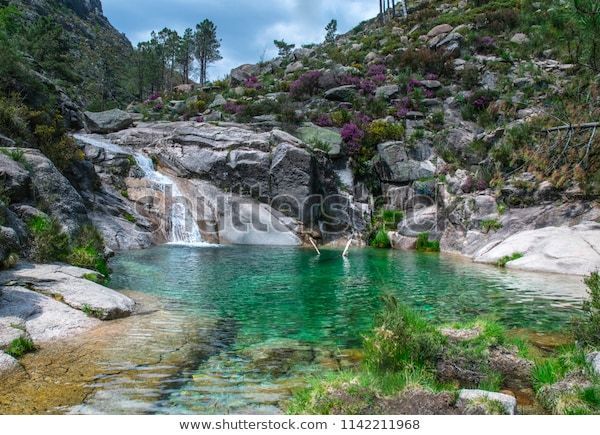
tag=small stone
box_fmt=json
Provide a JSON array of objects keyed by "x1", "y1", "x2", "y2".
[
  {"x1": 427, "y1": 24, "x2": 453, "y2": 38},
  {"x1": 587, "y1": 352, "x2": 600, "y2": 376},
  {"x1": 458, "y1": 389, "x2": 517, "y2": 415},
  {"x1": 209, "y1": 94, "x2": 227, "y2": 108},
  {"x1": 511, "y1": 33, "x2": 530, "y2": 45}
]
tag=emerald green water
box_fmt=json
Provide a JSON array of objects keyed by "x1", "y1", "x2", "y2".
[{"x1": 89, "y1": 245, "x2": 586, "y2": 414}]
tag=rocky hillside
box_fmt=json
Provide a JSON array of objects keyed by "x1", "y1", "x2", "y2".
[{"x1": 1, "y1": 0, "x2": 600, "y2": 276}]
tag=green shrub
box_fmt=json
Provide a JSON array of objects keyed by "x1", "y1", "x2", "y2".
[
  {"x1": 496, "y1": 252, "x2": 524, "y2": 267},
  {"x1": 1, "y1": 252, "x2": 18, "y2": 270},
  {"x1": 481, "y1": 219, "x2": 503, "y2": 233},
  {"x1": 381, "y1": 210, "x2": 404, "y2": 231},
  {"x1": 67, "y1": 247, "x2": 109, "y2": 277},
  {"x1": 574, "y1": 272, "x2": 600, "y2": 348},
  {"x1": 308, "y1": 137, "x2": 332, "y2": 153},
  {"x1": 364, "y1": 120, "x2": 404, "y2": 147},
  {"x1": 363, "y1": 296, "x2": 444, "y2": 372},
  {"x1": 81, "y1": 304, "x2": 105, "y2": 319},
  {"x1": 5, "y1": 337, "x2": 35, "y2": 358},
  {"x1": 370, "y1": 229, "x2": 391, "y2": 249},
  {"x1": 28, "y1": 216, "x2": 70, "y2": 262},
  {"x1": 416, "y1": 233, "x2": 440, "y2": 253}
]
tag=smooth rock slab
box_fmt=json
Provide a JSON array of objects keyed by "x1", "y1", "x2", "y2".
[
  {"x1": 0, "y1": 286, "x2": 99, "y2": 342},
  {"x1": 0, "y1": 264, "x2": 135, "y2": 320},
  {"x1": 473, "y1": 222, "x2": 600, "y2": 276},
  {"x1": 457, "y1": 389, "x2": 517, "y2": 415}
]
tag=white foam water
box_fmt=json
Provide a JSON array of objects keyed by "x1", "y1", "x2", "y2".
[{"x1": 74, "y1": 134, "x2": 207, "y2": 245}]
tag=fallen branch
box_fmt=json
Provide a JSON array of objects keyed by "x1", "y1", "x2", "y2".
[{"x1": 544, "y1": 122, "x2": 600, "y2": 133}]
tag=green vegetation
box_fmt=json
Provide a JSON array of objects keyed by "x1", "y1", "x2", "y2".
[
  {"x1": 496, "y1": 252, "x2": 524, "y2": 268},
  {"x1": 370, "y1": 229, "x2": 391, "y2": 249},
  {"x1": 81, "y1": 304, "x2": 105, "y2": 319},
  {"x1": 287, "y1": 297, "x2": 535, "y2": 415},
  {"x1": 123, "y1": 212, "x2": 137, "y2": 223},
  {"x1": 27, "y1": 217, "x2": 109, "y2": 276},
  {"x1": 415, "y1": 233, "x2": 440, "y2": 253},
  {"x1": 574, "y1": 272, "x2": 600, "y2": 348},
  {"x1": 481, "y1": 219, "x2": 503, "y2": 233},
  {"x1": 28, "y1": 216, "x2": 70, "y2": 263},
  {"x1": 5, "y1": 337, "x2": 35, "y2": 359}
]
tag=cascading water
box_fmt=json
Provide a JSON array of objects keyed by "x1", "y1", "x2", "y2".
[{"x1": 74, "y1": 134, "x2": 204, "y2": 245}]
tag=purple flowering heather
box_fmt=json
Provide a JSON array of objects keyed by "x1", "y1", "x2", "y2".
[
  {"x1": 339, "y1": 74, "x2": 361, "y2": 87},
  {"x1": 407, "y1": 78, "x2": 423, "y2": 94},
  {"x1": 359, "y1": 79, "x2": 377, "y2": 95},
  {"x1": 195, "y1": 115, "x2": 205, "y2": 123},
  {"x1": 367, "y1": 64, "x2": 387, "y2": 77},
  {"x1": 223, "y1": 101, "x2": 245, "y2": 114},
  {"x1": 425, "y1": 73, "x2": 439, "y2": 81},
  {"x1": 425, "y1": 88, "x2": 436, "y2": 98},
  {"x1": 354, "y1": 112, "x2": 372, "y2": 126},
  {"x1": 341, "y1": 122, "x2": 365, "y2": 154},
  {"x1": 290, "y1": 70, "x2": 322, "y2": 98},
  {"x1": 244, "y1": 76, "x2": 262, "y2": 89},
  {"x1": 315, "y1": 114, "x2": 333, "y2": 127},
  {"x1": 148, "y1": 92, "x2": 161, "y2": 101}
]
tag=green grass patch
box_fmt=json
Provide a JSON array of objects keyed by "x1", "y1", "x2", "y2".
[
  {"x1": 481, "y1": 219, "x2": 503, "y2": 233},
  {"x1": 496, "y1": 252, "x2": 524, "y2": 268},
  {"x1": 5, "y1": 337, "x2": 35, "y2": 358},
  {"x1": 81, "y1": 304, "x2": 105, "y2": 319},
  {"x1": 415, "y1": 233, "x2": 440, "y2": 253}
]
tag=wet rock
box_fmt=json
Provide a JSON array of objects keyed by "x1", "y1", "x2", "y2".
[
  {"x1": 457, "y1": 389, "x2": 517, "y2": 415},
  {"x1": 0, "y1": 264, "x2": 135, "y2": 320},
  {"x1": 84, "y1": 109, "x2": 133, "y2": 134},
  {"x1": 0, "y1": 351, "x2": 20, "y2": 375}
]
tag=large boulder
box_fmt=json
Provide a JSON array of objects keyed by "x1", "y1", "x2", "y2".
[
  {"x1": 376, "y1": 141, "x2": 436, "y2": 183},
  {"x1": 84, "y1": 109, "x2": 133, "y2": 134},
  {"x1": 21, "y1": 149, "x2": 89, "y2": 236},
  {"x1": 473, "y1": 222, "x2": 600, "y2": 275},
  {"x1": 0, "y1": 264, "x2": 136, "y2": 320},
  {"x1": 0, "y1": 351, "x2": 20, "y2": 376},
  {"x1": 270, "y1": 143, "x2": 317, "y2": 223},
  {"x1": 0, "y1": 285, "x2": 99, "y2": 344},
  {"x1": 0, "y1": 152, "x2": 31, "y2": 202},
  {"x1": 294, "y1": 123, "x2": 342, "y2": 157},
  {"x1": 324, "y1": 85, "x2": 357, "y2": 102}
]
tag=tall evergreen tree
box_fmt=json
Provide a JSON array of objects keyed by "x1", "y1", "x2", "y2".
[
  {"x1": 194, "y1": 19, "x2": 222, "y2": 85},
  {"x1": 325, "y1": 19, "x2": 337, "y2": 44},
  {"x1": 178, "y1": 28, "x2": 195, "y2": 84}
]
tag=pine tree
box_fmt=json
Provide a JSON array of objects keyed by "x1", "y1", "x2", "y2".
[
  {"x1": 178, "y1": 28, "x2": 195, "y2": 84},
  {"x1": 274, "y1": 39, "x2": 295, "y2": 57},
  {"x1": 194, "y1": 19, "x2": 222, "y2": 85},
  {"x1": 325, "y1": 19, "x2": 337, "y2": 44}
]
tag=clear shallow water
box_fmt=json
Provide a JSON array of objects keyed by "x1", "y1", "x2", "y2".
[{"x1": 101, "y1": 245, "x2": 587, "y2": 414}]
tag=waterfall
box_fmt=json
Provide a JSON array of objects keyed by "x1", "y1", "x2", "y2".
[{"x1": 74, "y1": 134, "x2": 205, "y2": 245}]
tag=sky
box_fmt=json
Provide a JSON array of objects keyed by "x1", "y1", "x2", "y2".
[{"x1": 102, "y1": 0, "x2": 379, "y2": 80}]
